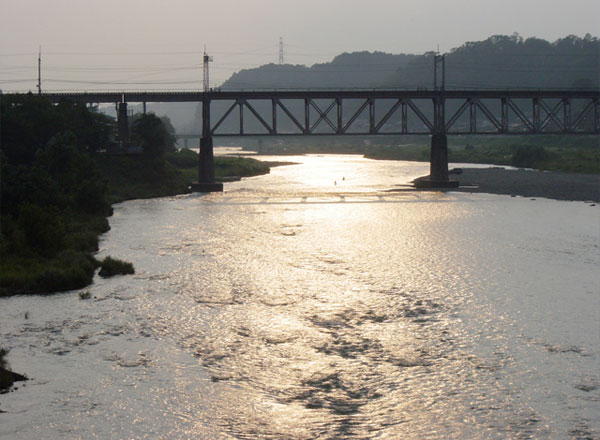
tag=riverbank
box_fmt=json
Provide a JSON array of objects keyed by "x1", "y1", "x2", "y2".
[
  {"x1": 96, "y1": 151, "x2": 273, "y2": 203},
  {"x1": 0, "y1": 151, "x2": 273, "y2": 297},
  {"x1": 415, "y1": 167, "x2": 600, "y2": 202},
  {"x1": 364, "y1": 135, "x2": 600, "y2": 174}
]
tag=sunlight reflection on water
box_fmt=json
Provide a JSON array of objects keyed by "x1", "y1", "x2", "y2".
[{"x1": 1, "y1": 155, "x2": 598, "y2": 439}]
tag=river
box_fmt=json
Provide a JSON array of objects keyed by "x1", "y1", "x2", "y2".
[{"x1": 1, "y1": 154, "x2": 598, "y2": 439}]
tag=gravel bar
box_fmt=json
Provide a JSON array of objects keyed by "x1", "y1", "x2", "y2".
[{"x1": 449, "y1": 167, "x2": 600, "y2": 202}]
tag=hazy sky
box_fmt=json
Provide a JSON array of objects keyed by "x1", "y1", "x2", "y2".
[{"x1": 1, "y1": 0, "x2": 598, "y2": 92}]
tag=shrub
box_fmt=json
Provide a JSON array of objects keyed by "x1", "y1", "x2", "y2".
[
  {"x1": 98, "y1": 256, "x2": 135, "y2": 278},
  {"x1": 0, "y1": 347, "x2": 13, "y2": 390},
  {"x1": 0, "y1": 347, "x2": 7, "y2": 370},
  {"x1": 0, "y1": 347, "x2": 27, "y2": 391},
  {"x1": 165, "y1": 148, "x2": 198, "y2": 169},
  {"x1": 511, "y1": 145, "x2": 549, "y2": 168}
]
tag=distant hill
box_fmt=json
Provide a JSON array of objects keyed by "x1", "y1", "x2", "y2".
[
  {"x1": 387, "y1": 34, "x2": 599, "y2": 90},
  {"x1": 221, "y1": 51, "x2": 418, "y2": 90},
  {"x1": 219, "y1": 34, "x2": 598, "y2": 91}
]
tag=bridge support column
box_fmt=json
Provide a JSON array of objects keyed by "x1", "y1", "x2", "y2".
[
  {"x1": 414, "y1": 134, "x2": 458, "y2": 188},
  {"x1": 191, "y1": 98, "x2": 223, "y2": 192},
  {"x1": 190, "y1": 136, "x2": 223, "y2": 192},
  {"x1": 117, "y1": 102, "x2": 129, "y2": 144}
]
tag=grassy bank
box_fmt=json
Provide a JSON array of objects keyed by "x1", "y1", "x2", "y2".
[
  {"x1": 364, "y1": 136, "x2": 600, "y2": 173},
  {"x1": 96, "y1": 148, "x2": 272, "y2": 204},
  {"x1": 0, "y1": 148, "x2": 270, "y2": 296},
  {"x1": 166, "y1": 148, "x2": 271, "y2": 184}
]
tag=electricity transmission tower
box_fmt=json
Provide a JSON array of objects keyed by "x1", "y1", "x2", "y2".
[
  {"x1": 279, "y1": 37, "x2": 284, "y2": 65},
  {"x1": 37, "y1": 47, "x2": 42, "y2": 95}
]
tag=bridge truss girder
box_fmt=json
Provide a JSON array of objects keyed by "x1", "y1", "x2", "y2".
[
  {"x1": 205, "y1": 93, "x2": 599, "y2": 137},
  {"x1": 17, "y1": 90, "x2": 598, "y2": 136}
]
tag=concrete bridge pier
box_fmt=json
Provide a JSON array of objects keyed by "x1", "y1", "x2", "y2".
[
  {"x1": 117, "y1": 102, "x2": 129, "y2": 143},
  {"x1": 191, "y1": 99, "x2": 223, "y2": 192},
  {"x1": 414, "y1": 134, "x2": 459, "y2": 188}
]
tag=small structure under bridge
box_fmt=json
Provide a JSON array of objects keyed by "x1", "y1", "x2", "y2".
[{"x1": 11, "y1": 89, "x2": 600, "y2": 191}]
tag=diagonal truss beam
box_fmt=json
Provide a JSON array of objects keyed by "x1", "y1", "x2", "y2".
[
  {"x1": 445, "y1": 98, "x2": 471, "y2": 132},
  {"x1": 538, "y1": 99, "x2": 565, "y2": 131},
  {"x1": 243, "y1": 100, "x2": 273, "y2": 134},
  {"x1": 570, "y1": 99, "x2": 596, "y2": 132},
  {"x1": 473, "y1": 98, "x2": 502, "y2": 131},
  {"x1": 373, "y1": 99, "x2": 403, "y2": 133},
  {"x1": 506, "y1": 98, "x2": 534, "y2": 132},
  {"x1": 309, "y1": 99, "x2": 337, "y2": 132},
  {"x1": 406, "y1": 99, "x2": 434, "y2": 132},
  {"x1": 211, "y1": 100, "x2": 238, "y2": 134},
  {"x1": 341, "y1": 99, "x2": 370, "y2": 133},
  {"x1": 275, "y1": 99, "x2": 306, "y2": 134}
]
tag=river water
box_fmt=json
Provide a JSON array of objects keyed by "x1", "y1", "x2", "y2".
[{"x1": 1, "y1": 154, "x2": 599, "y2": 439}]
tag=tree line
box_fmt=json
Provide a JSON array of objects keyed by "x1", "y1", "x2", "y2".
[{"x1": 0, "y1": 95, "x2": 176, "y2": 294}]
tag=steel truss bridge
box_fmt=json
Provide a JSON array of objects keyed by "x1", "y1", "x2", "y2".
[{"x1": 6, "y1": 89, "x2": 600, "y2": 190}]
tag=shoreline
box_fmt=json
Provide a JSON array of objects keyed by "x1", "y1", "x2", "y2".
[{"x1": 433, "y1": 167, "x2": 599, "y2": 202}]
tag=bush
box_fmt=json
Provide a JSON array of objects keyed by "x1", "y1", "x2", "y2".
[
  {"x1": 0, "y1": 347, "x2": 27, "y2": 391},
  {"x1": 165, "y1": 148, "x2": 198, "y2": 169},
  {"x1": 98, "y1": 256, "x2": 135, "y2": 278},
  {"x1": 0, "y1": 347, "x2": 13, "y2": 390},
  {"x1": 0, "y1": 347, "x2": 7, "y2": 370},
  {"x1": 511, "y1": 145, "x2": 549, "y2": 168}
]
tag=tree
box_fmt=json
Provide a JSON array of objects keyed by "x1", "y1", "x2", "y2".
[{"x1": 131, "y1": 113, "x2": 176, "y2": 156}]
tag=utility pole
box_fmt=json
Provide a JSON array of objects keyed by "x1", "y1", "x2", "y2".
[
  {"x1": 433, "y1": 52, "x2": 445, "y2": 91},
  {"x1": 279, "y1": 37, "x2": 284, "y2": 65},
  {"x1": 418, "y1": 49, "x2": 455, "y2": 187},
  {"x1": 37, "y1": 46, "x2": 42, "y2": 95},
  {"x1": 203, "y1": 47, "x2": 213, "y2": 92}
]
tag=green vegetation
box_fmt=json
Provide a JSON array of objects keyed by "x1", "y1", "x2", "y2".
[
  {"x1": 98, "y1": 256, "x2": 135, "y2": 278},
  {"x1": 165, "y1": 148, "x2": 271, "y2": 183},
  {"x1": 96, "y1": 154, "x2": 190, "y2": 203},
  {"x1": 0, "y1": 347, "x2": 26, "y2": 392},
  {"x1": 131, "y1": 113, "x2": 177, "y2": 156},
  {"x1": 0, "y1": 95, "x2": 273, "y2": 296},
  {"x1": 1, "y1": 96, "x2": 115, "y2": 296},
  {"x1": 0, "y1": 347, "x2": 10, "y2": 390},
  {"x1": 214, "y1": 156, "x2": 270, "y2": 180},
  {"x1": 364, "y1": 136, "x2": 600, "y2": 174}
]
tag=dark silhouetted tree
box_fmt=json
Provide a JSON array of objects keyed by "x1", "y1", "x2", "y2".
[{"x1": 131, "y1": 113, "x2": 176, "y2": 156}]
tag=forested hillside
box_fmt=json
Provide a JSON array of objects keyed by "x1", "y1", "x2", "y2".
[
  {"x1": 387, "y1": 34, "x2": 599, "y2": 90},
  {"x1": 219, "y1": 34, "x2": 598, "y2": 91},
  {"x1": 222, "y1": 52, "x2": 417, "y2": 90}
]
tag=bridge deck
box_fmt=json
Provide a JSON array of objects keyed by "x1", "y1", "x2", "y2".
[{"x1": 4, "y1": 89, "x2": 598, "y2": 104}]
